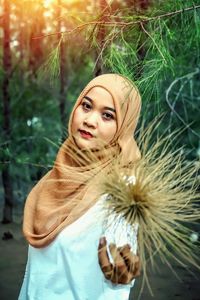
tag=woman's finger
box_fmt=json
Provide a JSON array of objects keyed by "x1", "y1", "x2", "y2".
[
  {"x1": 98, "y1": 237, "x2": 113, "y2": 279},
  {"x1": 109, "y1": 243, "x2": 128, "y2": 283},
  {"x1": 109, "y1": 243, "x2": 125, "y2": 269},
  {"x1": 120, "y1": 246, "x2": 140, "y2": 277}
]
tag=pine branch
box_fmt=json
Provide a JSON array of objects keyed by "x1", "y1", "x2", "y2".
[
  {"x1": 140, "y1": 22, "x2": 167, "y2": 63},
  {"x1": 32, "y1": 4, "x2": 200, "y2": 39}
]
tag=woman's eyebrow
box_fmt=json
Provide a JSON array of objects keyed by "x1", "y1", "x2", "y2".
[
  {"x1": 83, "y1": 96, "x2": 116, "y2": 113},
  {"x1": 84, "y1": 96, "x2": 93, "y2": 103}
]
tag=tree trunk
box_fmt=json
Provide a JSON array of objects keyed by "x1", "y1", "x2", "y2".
[
  {"x1": 59, "y1": 38, "x2": 67, "y2": 128},
  {"x1": 2, "y1": 0, "x2": 13, "y2": 224},
  {"x1": 57, "y1": 0, "x2": 67, "y2": 138},
  {"x1": 127, "y1": 0, "x2": 151, "y2": 79},
  {"x1": 28, "y1": 3, "x2": 44, "y2": 76},
  {"x1": 94, "y1": 0, "x2": 109, "y2": 77}
]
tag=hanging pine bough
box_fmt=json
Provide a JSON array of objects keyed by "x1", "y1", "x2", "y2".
[
  {"x1": 37, "y1": 36, "x2": 62, "y2": 86},
  {"x1": 94, "y1": 120, "x2": 200, "y2": 293}
]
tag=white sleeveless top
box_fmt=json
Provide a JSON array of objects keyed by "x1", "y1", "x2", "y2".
[{"x1": 19, "y1": 195, "x2": 138, "y2": 300}]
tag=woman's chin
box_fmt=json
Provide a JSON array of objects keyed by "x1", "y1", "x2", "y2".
[
  {"x1": 74, "y1": 136, "x2": 96, "y2": 150},
  {"x1": 73, "y1": 134, "x2": 108, "y2": 152}
]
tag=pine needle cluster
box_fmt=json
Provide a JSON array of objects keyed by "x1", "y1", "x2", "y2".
[{"x1": 97, "y1": 121, "x2": 200, "y2": 291}]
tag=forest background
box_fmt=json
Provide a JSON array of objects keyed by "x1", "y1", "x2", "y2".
[
  {"x1": 0, "y1": 0, "x2": 200, "y2": 299},
  {"x1": 1, "y1": 0, "x2": 200, "y2": 224}
]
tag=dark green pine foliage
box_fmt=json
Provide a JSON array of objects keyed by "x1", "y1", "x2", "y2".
[{"x1": 100, "y1": 0, "x2": 200, "y2": 160}]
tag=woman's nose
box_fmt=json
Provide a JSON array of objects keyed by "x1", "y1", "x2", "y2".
[{"x1": 83, "y1": 113, "x2": 98, "y2": 128}]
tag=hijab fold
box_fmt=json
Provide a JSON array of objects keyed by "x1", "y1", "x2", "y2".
[{"x1": 23, "y1": 74, "x2": 141, "y2": 248}]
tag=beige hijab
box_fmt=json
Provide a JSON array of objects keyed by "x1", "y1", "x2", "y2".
[{"x1": 23, "y1": 74, "x2": 141, "y2": 248}]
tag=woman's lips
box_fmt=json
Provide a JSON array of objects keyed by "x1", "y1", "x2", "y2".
[{"x1": 78, "y1": 129, "x2": 93, "y2": 139}]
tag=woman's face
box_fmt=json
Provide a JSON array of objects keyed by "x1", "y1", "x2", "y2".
[{"x1": 71, "y1": 87, "x2": 117, "y2": 150}]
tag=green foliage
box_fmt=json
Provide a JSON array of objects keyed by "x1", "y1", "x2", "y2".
[{"x1": 102, "y1": 0, "x2": 200, "y2": 159}]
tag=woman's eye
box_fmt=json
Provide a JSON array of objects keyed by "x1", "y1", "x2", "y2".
[
  {"x1": 102, "y1": 112, "x2": 114, "y2": 120},
  {"x1": 81, "y1": 101, "x2": 91, "y2": 111}
]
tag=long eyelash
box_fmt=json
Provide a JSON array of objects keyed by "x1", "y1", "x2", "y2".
[
  {"x1": 103, "y1": 112, "x2": 114, "y2": 120},
  {"x1": 81, "y1": 101, "x2": 91, "y2": 110}
]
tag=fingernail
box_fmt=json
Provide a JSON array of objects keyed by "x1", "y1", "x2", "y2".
[
  {"x1": 100, "y1": 237, "x2": 106, "y2": 246},
  {"x1": 127, "y1": 244, "x2": 131, "y2": 249},
  {"x1": 124, "y1": 244, "x2": 131, "y2": 250}
]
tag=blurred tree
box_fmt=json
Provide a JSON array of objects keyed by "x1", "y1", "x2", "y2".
[
  {"x1": 134, "y1": 0, "x2": 151, "y2": 80},
  {"x1": 28, "y1": 2, "x2": 45, "y2": 76},
  {"x1": 93, "y1": 0, "x2": 110, "y2": 76},
  {"x1": 56, "y1": 0, "x2": 68, "y2": 134},
  {"x1": 1, "y1": 0, "x2": 13, "y2": 223}
]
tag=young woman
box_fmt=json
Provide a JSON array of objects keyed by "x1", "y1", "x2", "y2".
[{"x1": 19, "y1": 73, "x2": 141, "y2": 300}]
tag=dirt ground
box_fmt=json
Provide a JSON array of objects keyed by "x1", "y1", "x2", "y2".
[{"x1": 0, "y1": 222, "x2": 200, "y2": 300}]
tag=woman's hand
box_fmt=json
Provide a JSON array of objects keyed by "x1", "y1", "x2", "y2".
[{"x1": 98, "y1": 236, "x2": 140, "y2": 284}]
